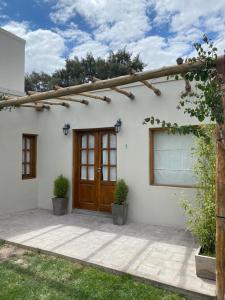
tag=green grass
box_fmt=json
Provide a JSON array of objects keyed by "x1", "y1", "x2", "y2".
[{"x1": 0, "y1": 245, "x2": 186, "y2": 300}]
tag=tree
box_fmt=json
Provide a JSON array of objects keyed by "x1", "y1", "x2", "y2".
[
  {"x1": 26, "y1": 49, "x2": 145, "y2": 91},
  {"x1": 25, "y1": 72, "x2": 52, "y2": 92}
]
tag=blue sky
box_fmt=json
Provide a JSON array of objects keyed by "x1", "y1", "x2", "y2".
[{"x1": 1, "y1": 0, "x2": 225, "y2": 74}]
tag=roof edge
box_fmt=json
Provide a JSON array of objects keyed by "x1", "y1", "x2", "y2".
[{"x1": 0, "y1": 27, "x2": 26, "y2": 43}]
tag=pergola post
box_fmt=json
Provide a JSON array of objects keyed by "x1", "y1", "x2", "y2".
[
  {"x1": 216, "y1": 125, "x2": 225, "y2": 300},
  {"x1": 216, "y1": 56, "x2": 225, "y2": 300}
]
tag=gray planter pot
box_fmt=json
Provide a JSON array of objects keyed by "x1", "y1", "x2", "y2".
[
  {"x1": 52, "y1": 197, "x2": 68, "y2": 215},
  {"x1": 195, "y1": 247, "x2": 216, "y2": 281},
  {"x1": 112, "y1": 203, "x2": 128, "y2": 225}
]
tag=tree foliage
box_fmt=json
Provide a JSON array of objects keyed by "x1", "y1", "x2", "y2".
[
  {"x1": 25, "y1": 49, "x2": 145, "y2": 91},
  {"x1": 181, "y1": 125, "x2": 216, "y2": 254}
]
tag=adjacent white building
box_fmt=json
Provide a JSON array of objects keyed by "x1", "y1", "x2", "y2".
[{"x1": 0, "y1": 28, "x2": 198, "y2": 228}]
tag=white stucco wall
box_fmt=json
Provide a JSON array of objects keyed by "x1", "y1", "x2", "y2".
[
  {"x1": 0, "y1": 28, "x2": 25, "y2": 95},
  {"x1": 36, "y1": 78, "x2": 197, "y2": 228},
  {"x1": 0, "y1": 109, "x2": 39, "y2": 215}
]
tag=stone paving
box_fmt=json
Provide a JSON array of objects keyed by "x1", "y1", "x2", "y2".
[{"x1": 0, "y1": 209, "x2": 216, "y2": 299}]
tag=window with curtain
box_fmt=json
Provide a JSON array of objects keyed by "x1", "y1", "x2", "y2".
[
  {"x1": 150, "y1": 129, "x2": 195, "y2": 187},
  {"x1": 22, "y1": 134, "x2": 37, "y2": 179}
]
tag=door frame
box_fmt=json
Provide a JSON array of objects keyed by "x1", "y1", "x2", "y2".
[{"x1": 72, "y1": 127, "x2": 115, "y2": 210}]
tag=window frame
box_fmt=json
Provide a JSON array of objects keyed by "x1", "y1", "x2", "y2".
[
  {"x1": 22, "y1": 134, "x2": 37, "y2": 180},
  {"x1": 149, "y1": 128, "x2": 195, "y2": 188}
]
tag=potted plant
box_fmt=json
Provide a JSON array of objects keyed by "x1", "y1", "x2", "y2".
[
  {"x1": 181, "y1": 125, "x2": 216, "y2": 280},
  {"x1": 52, "y1": 175, "x2": 69, "y2": 215},
  {"x1": 112, "y1": 179, "x2": 128, "y2": 225}
]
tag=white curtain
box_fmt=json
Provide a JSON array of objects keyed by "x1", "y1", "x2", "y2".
[{"x1": 153, "y1": 131, "x2": 195, "y2": 185}]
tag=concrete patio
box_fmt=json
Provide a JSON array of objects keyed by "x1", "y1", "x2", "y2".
[{"x1": 0, "y1": 209, "x2": 216, "y2": 299}]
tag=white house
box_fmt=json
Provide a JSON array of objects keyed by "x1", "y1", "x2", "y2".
[{"x1": 0, "y1": 28, "x2": 198, "y2": 228}]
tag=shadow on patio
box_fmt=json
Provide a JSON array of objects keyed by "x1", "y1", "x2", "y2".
[{"x1": 0, "y1": 209, "x2": 216, "y2": 299}]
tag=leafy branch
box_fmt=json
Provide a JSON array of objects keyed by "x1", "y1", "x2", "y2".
[{"x1": 143, "y1": 35, "x2": 224, "y2": 143}]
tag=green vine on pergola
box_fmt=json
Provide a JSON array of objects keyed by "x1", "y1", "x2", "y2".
[{"x1": 144, "y1": 35, "x2": 225, "y2": 145}]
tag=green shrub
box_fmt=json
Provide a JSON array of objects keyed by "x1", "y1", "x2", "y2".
[
  {"x1": 181, "y1": 125, "x2": 216, "y2": 255},
  {"x1": 53, "y1": 175, "x2": 69, "y2": 198},
  {"x1": 114, "y1": 179, "x2": 128, "y2": 205}
]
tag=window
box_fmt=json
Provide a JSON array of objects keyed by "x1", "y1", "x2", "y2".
[
  {"x1": 22, "y1": 134, "x2": 37, "y2": 179},
  {"x1": 150, "y1": 129, "x2": 195, "y2": 187}
]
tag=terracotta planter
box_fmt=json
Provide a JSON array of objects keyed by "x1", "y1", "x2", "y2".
[{"x1": 195, "y1": 247, "x2": 216, "y2": 281}]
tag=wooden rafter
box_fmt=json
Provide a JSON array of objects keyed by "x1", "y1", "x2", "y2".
[
  {"x1": 0, "y1": 59, "x2": 210, "y2": 108},
  {"x1": 36, "y1": 101, "x2": 70, "y2": 108},
  {"x1": 19, "y1": 104, "x2": 50, "y2": 111},
  {"x1": 54, "y1": 85, "x2": 111, "y2": 103},
  {"x1": 93, "y1": 77, "x2": 135, "y2": 99},
  {"x1": 27, "y1": 91, "x2": 88, "y2": 105},
  {"x1": 141, "y1": 80, "x2": 161, "y2": 96},
  {"x1": 56, "y1": 97, "x2": 89, "y2": 105}
]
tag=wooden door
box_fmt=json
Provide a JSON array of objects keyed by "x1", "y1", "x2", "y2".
[{"x1": 73, "y1": 128, "x2": 117, "y2": 212}]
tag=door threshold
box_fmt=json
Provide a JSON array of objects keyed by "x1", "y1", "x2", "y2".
[{"x1": 72, "y1": 208, "x2": 112, "y2": 219}]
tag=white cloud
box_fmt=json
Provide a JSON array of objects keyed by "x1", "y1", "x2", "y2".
[
  {"x1": 70, "y1": 39, "x2": 109, "y2": 59},
  {"x1": 43, "y1": 0, "x2": 225, "y2": 70},
  {"x1": 48, "y1": 0, "x2": 152, "y2": 45},
  {"x1": 2, "y1": 21, "x2": 66, "y2": 74},
  {"x1": 151, "y1": 0, "x2": 225, "y2": 33},
  {"x1": 3, "y1": 0, "x2": 225, "y2": 74},
  {"x1": 55, "y1": 22, "x2": 91, "y2": 43}
]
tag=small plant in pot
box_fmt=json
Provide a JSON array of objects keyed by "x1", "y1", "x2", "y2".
[
  {"x1": 52, "y1": 175, "x2": 69, "y2": 215},
  {"x1": 112, "y1": 179, "x2": 128, "y2": 225}
]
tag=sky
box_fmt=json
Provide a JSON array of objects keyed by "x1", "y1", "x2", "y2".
[{"x1": 0, "y1": 0, "x2": 225, "y2": 74}]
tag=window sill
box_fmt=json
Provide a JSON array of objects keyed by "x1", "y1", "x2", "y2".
[
  {"x1": 150, "y1": 183, "x2": 195, "y2": 188},
  {"x1": 22, "y1": 176, "x2": 36, "y2": 180}
]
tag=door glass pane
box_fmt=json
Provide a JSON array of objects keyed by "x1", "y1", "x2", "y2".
[
  {"x1": 81, "y1": 150, "x2": 87, "y2": 164},
  {"x1": 110, "y1": 167, "x2": 117, "y2": 181},
  {"x1": 88, "y1": 166, "x2": 94, "y2": 180},
  {"x1": 26, "y1": 164, "x2": 30, "y2": 175},
  {"x1": 102, "y1": 134, "x2": 108, "y2": 148},
  {"x1": 82, "y1": 135, "x2": 87, "y2": 148},
  {"x1": 26, "y1": 151, "x2": 30, "y2": 163},
  {"x1": 22, "y1": 138, "x2": 25, "y2": 150},
  {"x1": 26, "y1": 139, "x2": 30, "y2": 150},
  {"x1": 89, "y1": 135, "x2": 95, "y2": 148},
  {"x1": 110, "y1": 150, "x2": 116, "y2": 165},
  {"x1": 81, "y1": 166, "x2": 87, "y2": 180},
  {"x1": 102, "y1": 166, "x2": 108, "y2": 181},
  {"x1": 89, "y1": 150, "x2": 94, "y2": 164},
  {"x1": 102, "y1": 150, "x2": 108, "y2": 164},
  {"x1": 110, "y1": 134, "x2": 116, "y2": 148},
  {"x1": 22, "y1": 151, "x2": 25, "y2": 163}
]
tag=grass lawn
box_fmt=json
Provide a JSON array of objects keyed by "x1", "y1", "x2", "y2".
[{"x1": 0, "y1": 242, "x2": 186, "y2": 300}]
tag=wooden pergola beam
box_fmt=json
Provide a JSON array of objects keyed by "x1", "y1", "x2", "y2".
[
  {"x1": 0, "y1": 59, "x2": 209, "y2": 109},
  {"x1": 93, "y1": 77, "x2": 135, "y2": 99},
  {"x1": 141, "y1": 80, "x2": 161, "y2": 96},
  {"x1": 54, "y1": 85, "x2": 111, "y2": 103}
]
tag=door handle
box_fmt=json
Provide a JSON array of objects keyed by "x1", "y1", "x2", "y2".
[{"x1": 97, "y1": 168, "x2": 101, "y2": 172}]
